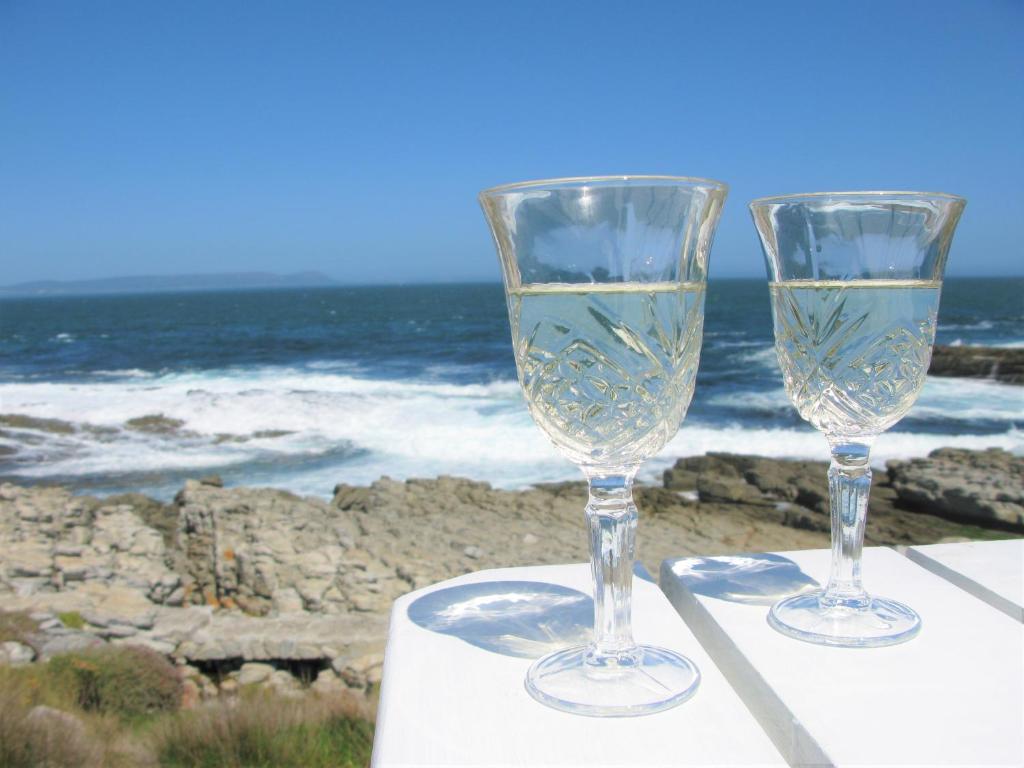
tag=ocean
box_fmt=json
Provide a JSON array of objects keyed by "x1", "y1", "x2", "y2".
[{"x1": 0, "y1": 278, "x2": 1021, "y2": 500}]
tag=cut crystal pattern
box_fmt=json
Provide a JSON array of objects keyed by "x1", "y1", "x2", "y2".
[
  {"x1": 771, "y1": 282, "x2": 939, "y2": 437},
  {"x1": 513, "y1": 286, "x2": 704, "y2": 469}
]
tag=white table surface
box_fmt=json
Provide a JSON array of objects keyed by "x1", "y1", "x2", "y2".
[
  {"x1": 903, "y1": 538, "x2": 1023, "y2": 622},
  {"x1": 660, "y1": 546, "x2": 1024, "y2": 767},
  {"x1": 371, "y1": 563, "x2": 785, "y2": 768}
]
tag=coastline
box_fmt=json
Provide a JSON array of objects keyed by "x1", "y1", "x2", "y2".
[
  {"x1": 2, "y1": 447, "x2": 1020, "y2": 706},
  {"x1": 3, "y1": 279, "x2": 1022, "y2": 501}
]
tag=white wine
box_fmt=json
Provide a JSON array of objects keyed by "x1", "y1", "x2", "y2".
[
  {"x1": 509, "y1": 282, "x2": 705, "y2": 469},
  {"x1": 770, "y1": 279, "x2": 941, "y2": 437}
]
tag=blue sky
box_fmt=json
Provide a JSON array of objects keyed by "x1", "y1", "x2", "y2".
[{"x1": 1, "y1": 0, "x2": 1021, "y2": 284}]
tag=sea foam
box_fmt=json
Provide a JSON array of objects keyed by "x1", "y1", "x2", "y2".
[{"x1": 0, "y1": 363, "x2": 1020, "y2": 500}]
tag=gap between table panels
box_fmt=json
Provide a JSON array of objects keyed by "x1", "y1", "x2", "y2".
[
  {"x1": 897, "y1": 540, "x2": 1024, "y2": 624},
  {"x1": 659, "y1": 546, "x2": 1024, "y2": 768}
]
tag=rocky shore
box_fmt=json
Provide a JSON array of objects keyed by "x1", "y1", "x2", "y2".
[
  {"x1": 929, "y1": 344, "x2": 1024, "y2": 384},
  {"x1": 1, "y1": 448, "x2": 1020, "y2": 705}
]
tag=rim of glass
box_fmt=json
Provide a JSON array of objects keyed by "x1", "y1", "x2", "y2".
[
  {"x1": 750, "y1": 190, "x2": 965, "y2": 207},
  {"x1": 480, "y1": 174, "x2": 728, "y2": 197}
]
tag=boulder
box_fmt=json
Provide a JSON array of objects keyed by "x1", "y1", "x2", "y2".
[
  {"x1": 929, "y1": 345, "x2": 1024, "y2": 385},
  {"x1": 173, "y1": 610, "x2": 387, "y2": 665},
  {"x1": 888, "y1": 448, "x2": 1024, "y2": 530},
  {"x1": 0, "y1": 640, "x2": 35, "y2": 666},
  {"x1": 333, "y1": 651, "x2": 385, "y2": 690},
  {"x1": 311, "y1": 668, "x2": 348, "y2": 697},
  {"x1": 267, "y1": 669, "x2": 303, "y2": 698},
  {"x1": 38, "y1": 632, "x2": 105, "y2": 659},
  {"x1": 25, "y1": 705, "x2": 87, "y2": 739},
  {"x1": 236, "y1": 662, "x2": 275, "y2": 686}
]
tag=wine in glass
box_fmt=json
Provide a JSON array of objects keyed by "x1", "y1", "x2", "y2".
[
  {"x1": 750, "y1": 191, "x2": 965, "y2": 647},
  {"x1": 480, "y1": 175, "x2": 727, "y2": 715}
]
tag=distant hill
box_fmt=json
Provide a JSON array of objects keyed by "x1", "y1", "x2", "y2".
[{"x1": 0, "y1": 271, "x2": 337, "y2": 297}]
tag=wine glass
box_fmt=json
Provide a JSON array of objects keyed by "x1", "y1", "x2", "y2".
[
  {"x1": 480, "y1": 175, "x2": 727, "y2": 715},
  {"x1": 750, "y1": 191, "x2": 966, "y2": 647}
]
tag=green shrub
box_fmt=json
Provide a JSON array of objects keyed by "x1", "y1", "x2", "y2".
[
  {"x1": 57, "y1": 611, "x2": 86, "y2": 630},
  {"x1": 154, "y1": 689, "x2": 373, "y2": 768},
  {"x1": 48, "y1": 645, "x2": 182, "y2": 719}
]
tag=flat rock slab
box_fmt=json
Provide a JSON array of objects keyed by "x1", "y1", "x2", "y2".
[
  {"x1": 175, "y1": 610, "x2": 387, "y2": 663},
  {"x1": 661, "y1": 547, "x2": 1024, "y2": 767},
  {"x1": 904, "y1": 539, "x2": 1023, "y2": 622},
  {"x1": 372, "y1": 563, "x2": 784, "y2": 767}
]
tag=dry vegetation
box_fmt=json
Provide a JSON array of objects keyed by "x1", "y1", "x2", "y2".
[
  {"x1": 153, "y1": 688, "x2": 373, "y2": 768},
  {"x1": 0, "y1": 609, "x2": 38, "y2": 645},
  {"x1": 0, "y1": 642, "x2": 374, "y2": 768}
]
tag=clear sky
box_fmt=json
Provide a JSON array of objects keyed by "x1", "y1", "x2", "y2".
[{"x1": 1, "y1": 0, "x2": 1021, "y2": 284}]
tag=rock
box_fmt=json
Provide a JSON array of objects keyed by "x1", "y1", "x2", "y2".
[
  {"x1": 25, "y1": 705, "x2": 87, "y2": 739},
  {"x1": 5, "y1": 546, "x2": 53, "y2": 578},
  {"x1": 219, "y1": 679, "x2": 239, "y2": 696},
  {"x1": 663, "y1": 467, "x2": 699, "y2": 490},
  {"x1": 38, "y1": 632, "x2": 105, "y2": 659},
  {"x1": 0, "y1": 414, "x2": 76, "y2": 434},
  {"x1": 334, "y1": 651, "x2": 385, "y2": 690},
  {"x1": 79, "y1": 587, "x2": 158, "y2": 630},
  {"x1": 1, "y1": 448, "x2": 1018, "y2": 708},
  {"x1": 271, "y1": 588, "x2": 304, "y2": 613},
  {"x1": 173, "y1": 610, "x2": 386, "y2": 664},
  {"x1": 929, "y1": 345, "x2": 1024, "y2": 385},
  {"x1": 888, "y1": 448, "x2": 1024, "y2": 530},
  {"x1": 180, "y1": 678, "x2": 201, "y2": 709},
  {"x1": 267, "y1": 669, "x2": 303, "y2": 697},
  {"x1": 237, "y1": 662, "x2": 275, "y2": 686},
  {"x1": 311, "y1": 668, "x2": 348, "y2": 697},
  {"x1": 199, "y1": 475, "x2": 224, "y2": 487},
  {"x1": 697, "y1": 476, "x2": 770, "y2": 505},
  {"x1": 146, "y1": 606, "x2": 212, "y2": 644},
  {"x1": 99, "y1": 624, "x2": 138, "y2": 638},
  {"x1": 174, "y1": 481, "x2": 363, "y2": 614},
  {"x1": 0, "y1": 640, "x2": 35, "y2": 666},
  {"x1": 101, "y1": 493, "x2": 179, "y2": 550},
  {"x1": 123, "y1": 414, "x2": 189, "y2": 435},
  {"x1": 120, "y1": 636, "x2": 177, "y2": 654},
  {"x1": 296, "y1": 578, "x2": 332, "y2": 610}
]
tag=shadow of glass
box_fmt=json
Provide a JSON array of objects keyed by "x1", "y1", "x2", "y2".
[
  {"x1": 407, "y1": 581, "x2": 593, "y2": 659},
  {"x1": 670, "y1": 553, "x2": 820, "y2": 606}
]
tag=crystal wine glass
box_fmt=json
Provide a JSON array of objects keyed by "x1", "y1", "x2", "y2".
[
  {"x1": 750, "y1": 191, "x2": 966, "y2": 647},
  {"x1": 480, "y1": 175, "x2": 727, "y2": 715}
]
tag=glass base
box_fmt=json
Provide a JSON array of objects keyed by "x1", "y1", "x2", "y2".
[
  {"x1": 768, "y1": 590, "x2": 921, "y2": 647},
  {"x1": 525, "y1": 644, "x2": 700, "y2": 717}
]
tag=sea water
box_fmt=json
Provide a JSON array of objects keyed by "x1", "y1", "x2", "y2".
[{"x1": 0, "y1": 279, "x2": 1020, "y2": 498}]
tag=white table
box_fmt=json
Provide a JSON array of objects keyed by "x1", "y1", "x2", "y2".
[
  {"x1": 660, "y1": 546, "x2": 1024, "y2": 767},
  {"x1": 904, "y1": 538, "x2": 1023, "y2": 622},
  {"x1": 372, "y1": 563, "x2": 785, "y2": 767}
]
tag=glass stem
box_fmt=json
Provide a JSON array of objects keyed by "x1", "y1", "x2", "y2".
[
  {"x1": 823, "y1": 439, "x2": 873, "y2": 609},
  {"x1": 584, "y1": 473, "x2": 639, "y2": 663}
]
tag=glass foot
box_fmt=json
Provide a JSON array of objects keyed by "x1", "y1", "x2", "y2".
[
  {"x1": 768, "y1": 590, "x2": 921, "y2": 647},
  {"x1": 525, "y1": 644, "x2": 700, "y2": 717}
]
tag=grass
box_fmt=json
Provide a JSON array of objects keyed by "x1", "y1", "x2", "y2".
[
  {"x1": 0, "y1": 610, "x2": 39, "y2": 646},
  {"x1": 58, "y1": 610, "x2": 86, "y2": 629},
  {"x1": 153, "y1": 688, "x2": 374, "y2": 768},
  {"x1": 0, "y1": 646, "x2": 374, "y2": 768},
  {"x1": 0, "y1": 665, "x2": 113, "y2": 768}
]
